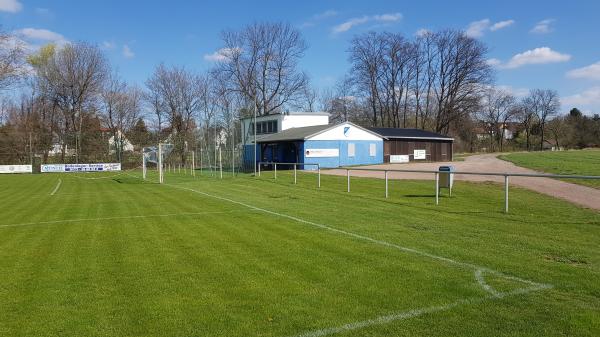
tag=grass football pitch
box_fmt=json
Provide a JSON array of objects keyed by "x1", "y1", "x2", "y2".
[
  {"x1": 0, "y1": 169, "x2": 599, "y2": 336},
  {"x1": 499, "y1": 149, "x2": 600, "y2": 189}
]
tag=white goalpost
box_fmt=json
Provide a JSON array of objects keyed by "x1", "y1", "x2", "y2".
[{"x1": 142, "y1": 143, "x2": 174, "y2": 184}]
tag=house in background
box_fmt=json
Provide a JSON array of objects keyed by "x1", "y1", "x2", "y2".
[{"x1": 242, "y1": 112, "x2": 454, "y2": 169}]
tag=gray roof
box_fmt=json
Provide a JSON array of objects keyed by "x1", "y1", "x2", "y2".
[
  {"x1": 367, "y1": 127, "x2": 454, "y2": 141},
  {"x1": 256, "y1": 124, "x2": 332, "y2": 143}
]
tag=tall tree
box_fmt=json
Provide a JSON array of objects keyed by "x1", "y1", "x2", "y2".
[
  {"x1": 0, "y1": 28, "x2": 25, "y2": 91},
  {"x1": 214, "y1": 22, "x2": 309, "y2": 116}
]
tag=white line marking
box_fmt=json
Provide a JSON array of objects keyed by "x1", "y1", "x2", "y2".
[
  {"x1": 165, "y1": 183, "x2": 553, "y2": 336},
  {"x1": 289, "y1": 285, "x2": 550, "y2": 337},
  {"x1": 474, "y1": 269, "x2": 501, "y2": 297},
  {"x1": 0, "y1": 210, "x2": 251, "y2": 229},
  {"x1": 50, "y1": 179, "x2": 62, "y2": 195},
  {"x1": 166, "y1": 183, "x2": 549, "y2": 289}
]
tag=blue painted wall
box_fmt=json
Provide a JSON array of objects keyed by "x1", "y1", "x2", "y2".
[{"x1": 303, "y1": 140, "x2": 383, "y2": 169}]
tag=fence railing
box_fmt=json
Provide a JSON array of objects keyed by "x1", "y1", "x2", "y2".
[
  {"x1": 258, "y1": 162, "x2": 321, "y2": 188},
  {"x1": 256, "y1": 162, "x2": 600, "y2": 213},
  {"x1": 341, "y1": 167, "x2": 600, "y2": 213}
]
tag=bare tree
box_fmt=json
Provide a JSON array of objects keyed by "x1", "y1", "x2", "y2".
[
  {"x1": 30, "y1": 42, "x2": 108, "y2": 162},
  {"x1": 0, "y1": 28, "x2": 25, "y2": 91},
  {"x1": 215, "y1": 22, "x2": 309, "y2": 116},
  {"x1": 478, "y1": 87, "x2": 516, "y2": 151},
  {"x1": 146, "y1": 64, "x2": 204, "y2": 163},
  {"x1": 100, "y1": 72, "x2": 142, "y2": 162},
  {"x1": 347, "y1": 29, "x2": 492, "y2": 133}
]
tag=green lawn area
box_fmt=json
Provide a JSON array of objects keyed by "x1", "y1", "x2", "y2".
[
  {"x1": 0, "y1": 170, "x2": 599, "y2": 336},
  {"x1": 499, "y1": 149, "x2": 600, "y2": 188}
]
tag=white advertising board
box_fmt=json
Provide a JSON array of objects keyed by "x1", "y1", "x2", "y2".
[
  {"x1": 390, "y1": 155, "x2": 410, "y2": 163},
  {"x1": 413, "y1": 149, "x2": 427, "y2": 160},
  {"x1": 305, "y1": 149, "x2": 339, "y2": 158},
  {"x1": 0, "y1": 165, "x2": 32, "y2": 174},
  {"x1": 41, "y1": 163, "x2": 121, "y2": 173}
]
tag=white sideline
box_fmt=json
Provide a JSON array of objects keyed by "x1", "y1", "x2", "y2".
[
  {"x1": 0, "y1": 210, "x2": 252, "y2": 229},
  {"x1": 289, "y1": 285, "x2": 549, "y2": 337},
  {"x1": 50, "y1": 179, "x2": 62, "y2": 195},
  {"x1": 165, "y1": 183, "x2": 553, "y2": 336},
  {"x1": 167, "y1": 183, "x2": 549, "y2": 287}
]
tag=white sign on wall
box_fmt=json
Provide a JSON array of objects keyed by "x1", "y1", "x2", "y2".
[
  {"x1": 41, "y1": 163, "x2": 122, "y2": 173},
  {"x1": 0, "y1": 165, "x2": 32, "y2": 174},
  {"x1": 305, "y1": 149, "x2": 339, "y2": 158},
  {"x1": 390, "y1": 155, "x2": 410, "y2": 163},
  {"x1": 413, "y1": 149, "x2": 427, "y2": 160}
]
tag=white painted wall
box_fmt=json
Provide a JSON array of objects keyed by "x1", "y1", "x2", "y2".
[
  {"x1": 309, "y1": 122, "x2": 382, "y2": 141},
  {"x1": 241, "y1": 113, "x2": 329, "y2": 144},
  {"x1": 281, "y1": 114, "x2": 329, "y2": 130}
]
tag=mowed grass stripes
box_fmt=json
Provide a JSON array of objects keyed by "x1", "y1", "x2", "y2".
[{"x1": 0, "y1": 171, "x2": 599, "y2": 337}]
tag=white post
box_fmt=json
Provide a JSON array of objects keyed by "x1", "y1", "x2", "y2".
[
  {"x1": 385, "y1": 171, "x2": 388, "y2": 198},
  {"x1": 274, "y1": 163, "x2": 277, "y2": 179},
  {"x1": 219, "y1": 147, "x2": 223, "y2": 179},
  {"x1": 192, "y1": 151, "x2": 195, "y2": 177},
  {"x1": 258, "y1": 162, "x2": 261, "y2": 177},
  {"x1": 294, "y1": 164, "x2": 297, "y2": 184},
  {"x1": 504, "y1": 175, "x2": 509, "y2": 213},
  {"x1": 142, "y1": 151, "x2": 146, "y2": 180},
  {"x1": 158, "y1": 144, "x2": 163, "y2": 184},
  {"x1": 200, "y1": 149, "x2": 203, "y2": 176},
  {"x1": 317, "y1": 166, "x2": 321, "y2": 188},
  {"x1": 347, "y1": 169, "x2": 350, "y2": 193},
  {"x1": 178, "y1": 164, "x2": 181, "y2": 174},
  {"x1": 435, "y1": 172, "x2": 439, "y2": 205}
]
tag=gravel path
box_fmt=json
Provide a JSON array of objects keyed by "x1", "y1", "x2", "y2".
[{"x1": 321, "y1": 153, "x2": 600, "y2": 211}]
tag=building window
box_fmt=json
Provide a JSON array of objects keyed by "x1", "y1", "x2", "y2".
[
  {"x1": 249, "y1": 120, "x2": 278, "y2": 135},
  {"x1": 348, "y1": 143, "x2": 355, "y2": 157},
  {"x1": 369, "y1": 143, "x2": 376, "y2": 157}
]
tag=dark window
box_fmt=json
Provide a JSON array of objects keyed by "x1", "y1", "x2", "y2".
[{"x1": 253, "y1": 120, "x2": 278, "y2": 135}]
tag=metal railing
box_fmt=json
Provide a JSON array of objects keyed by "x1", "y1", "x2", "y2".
[
  {"x1": 340, "y1": 167, "x2": 600, "y2": 213},
  {"x1": 258, "y1": 162, "x2": 321, "y2": 188}
]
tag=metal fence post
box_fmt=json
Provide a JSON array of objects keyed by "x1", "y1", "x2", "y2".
[
  {"x1": 347, "y1": 169, "x2": 350, "y2": 193},
  {"x1": 258, "y1": 162, "x2": 261, "y2": 177},
  {"x1": 435, "y1": 172, "x2": 439, "y2": 205},
  {"x1": 504, "y1": 175, "x2": 509, "y2": 213},
  {"x1": 385, "y1": 170, "x2": 388, "y2": 198},
  {"x1": 294, "y1": 164, "x2": 297, "y2": 184},
  {"x1": 317, "y1": 165, "x2": 321, "y2": 188},
  {"x1": 274, "y1": 163, "x2": 277, "y2": 179}
]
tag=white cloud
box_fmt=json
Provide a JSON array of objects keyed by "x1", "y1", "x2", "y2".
[
  {"x1": 562, "y1": 87, "x2": 600, "y2": 113},
  {"x1": 0, "y1": 0, "x2": 22, "y2": 13},
  {"x1": 490, "y1": 20, "x2": 515, "y2": 31},
  {"x1": 466, "y1": 19, "x2": 491, "y2": 38},
  {"x1": 331, "y1": 12, "x2": 402, "y2": 34},
  {"x1": 415, "y1": 28, "x2": 430, "y2": 37},
  {"x1": 300, "y1": 10, "x2": 338, "y2": 28},
  {"x1": 102, "y1": 41, "x2": 115, "y2": 50},
  {"x1": 203, "y1": 47, "x2": 240, "y2": 62},
  {"x1": 122, "y1": 44, "x2": 134, "y2": 59},
  {"x1": 314, "y1": 10, "x2": 338, "y2": 20},
  {"x1": 566, "y1": 61, "x2": 600, "y2": 81},
  {"x1": 486, "y1": 58, "x2": 502, "y2": 67},
  {"x1": 16, "y1": 28, "x2": 65, "y2": 42},
  {"x1": 502, "y1": 47, "x2": 571, "y2": 69},
  {"x1": 531, "y1": 19, "x2": 554, "y2": 34},
  {"x1": 495, "y1": 85, "x2": 529, "y2": 98},
  {"x1": 466, "y1": 18, "x2": 515, "y2": 37}
]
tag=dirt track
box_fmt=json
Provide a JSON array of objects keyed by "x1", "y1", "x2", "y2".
[{"x1": 321, "y1": 154, "x2": 600, "y2": 211}]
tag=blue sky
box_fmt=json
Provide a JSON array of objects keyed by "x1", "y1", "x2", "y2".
[{"x1": 2, "y1": 0, "x2": 600, "y2": 114}]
